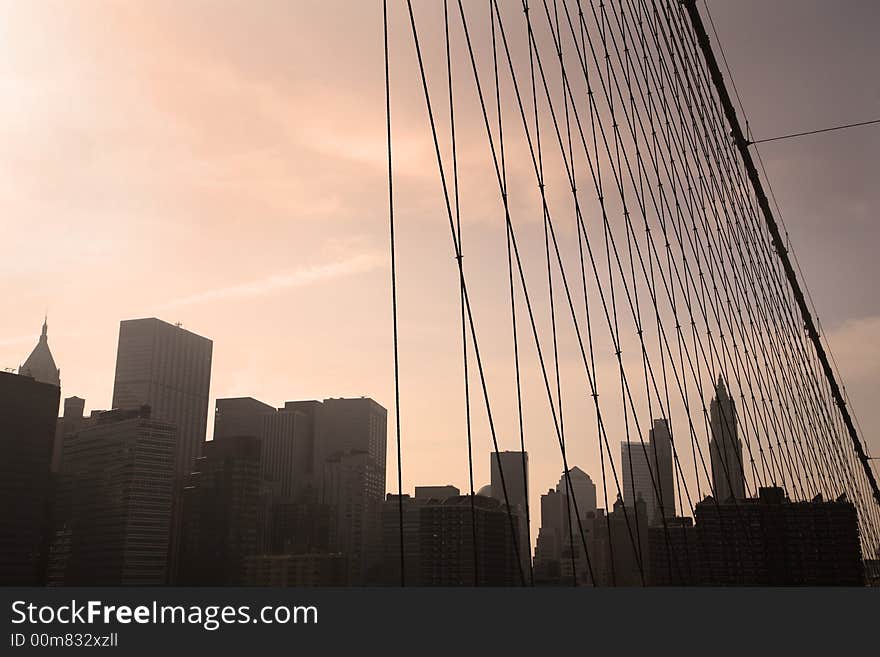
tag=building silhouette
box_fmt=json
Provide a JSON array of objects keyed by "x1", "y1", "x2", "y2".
[
  {"x1": 52, "y1": 396, "x2": 86, "y2": 473},
  {"x1": 592, "y1": 495, "x2": 650, "y2": 586},
  {"x1": 19, "y1": 317, "x2": 61, "y2": 388},
  {"x1": 415, "y1": 485, "x2": 460, "y2": 500},
  {"x1": 709, "y1": 375, "x2": 745, "y2": 502},
  {"x1": 322, "y1": 450, "x2": 383, "y2": 585},
  {"x1": 111, "y1": 318, "x2": 213, "y2": 480},
  {"x1": 693, "y1": 487, "x2": 863, "y2": 586},
  {"x1": 263, "y1": 402, "x2": 319, "y2": 500},
  {"x1": 0, "y1": 370, "x2": 60, "y2": 584},
  {"x1": 315, "y1": 398, "x2": 387, "y2": 584},
  {"x1": 213, "y1": 397, "x2": 274, "y2": 441},
  {"x1": 489, "y1": 450, "x2": 530, "y2": 577},
  {"x1": 49, "y1": 406, "x2": 175, "y2": 586},
  {"x1": 621, "y1": 419, "x2": 675, "y2": 525},
  {"x1": 179, "y1": 435, "x2": 263, "y2": 585},
  {"x1": 111, "y1": 318, "x2": 213, "y2": 581},
  {"x1": 381, "y1": 492, "x2": 523, "y2": 586},
  {"x1": 534, "y1": 467, "x2": 597, "y2": 585},
  {"x1": 647, "y1": 516, "x2": 698, "y2": 586},
  {"x1": 214, "y1": 397, "x2": 317, "y2": 501}
]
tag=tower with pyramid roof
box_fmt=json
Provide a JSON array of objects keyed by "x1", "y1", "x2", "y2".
[
  {"x1": 19, "y1": 317, "x2": 60, "y2": 387},
  {"x1": 709, "y1": 374, "x2": 745, "y2": 501}
]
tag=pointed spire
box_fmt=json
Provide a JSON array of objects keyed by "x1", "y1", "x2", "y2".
[
  {"x1": 715, "y1": 373, "x2": 728, "y2": 400},
  {"x1": 19, "y1": 315, "x2": 60, "y2": 387}
]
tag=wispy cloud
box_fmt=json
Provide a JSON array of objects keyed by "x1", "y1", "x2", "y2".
[{"x1": 159, "y1": 252, "x2": 384, "y2": 309}]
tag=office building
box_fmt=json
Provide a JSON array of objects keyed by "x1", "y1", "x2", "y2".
[
  {"x1": 621, "y1": 418, "x2": 676, "y2": 524},
  {"x1": 534, "y1": 467, "x2": 597, "y2": 586},
  {"x1": 322, "y1": 450, "x2": 384, "y2": 585},
  {"x1": 709, "y1": 375, "x2": 745, "y2": 502},
  {"x1": 49, "y1": 406, "x2": 175, "y2": 585},
  {"x1": 213, "y1": 397, "x2": 274, "y2": 441},
  {"x1": 490, "y1": 451, "x2": 530, "y2": 577},
  {"x1": 0, "y1": 371, "x2": 60, "y2": 584},
  {"x1": 111, "y1": 318, "x2": 213, "y2": 479},
  {"x1": 179, "y1": 436, "x2": 263, "y2": 585},
  {"x1": 381, "y1": 493, "x2": 523, "y2": 586},
  {"x1": 694, "y1": 487, "x2": 863, "y2": 585}
]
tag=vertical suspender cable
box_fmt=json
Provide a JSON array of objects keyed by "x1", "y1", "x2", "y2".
[{"x1": 383, "y1": 0, "x2": 406, "y2": 587}]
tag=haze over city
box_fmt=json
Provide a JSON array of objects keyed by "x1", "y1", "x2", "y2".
[{"x1": 2, "y1": 0, "x2": 879, "y2": 547}]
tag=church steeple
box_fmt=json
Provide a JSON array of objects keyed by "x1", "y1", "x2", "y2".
[{"x1": 19, "y1": 316, "x2": 60, "y2": 387}]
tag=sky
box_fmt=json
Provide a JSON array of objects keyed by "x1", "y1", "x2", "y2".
[{"x1": 1, "y1": 0, "x2": 878, "y2": 544}]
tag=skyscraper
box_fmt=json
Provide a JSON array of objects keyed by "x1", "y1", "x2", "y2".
[
  {"x1": 263, "y1": 404, "x2": 318, "y2": 500},
  {"x1": 0, "y1": 371, "x2": 60, "y2": 584},
  {"x1": 490, "y1": 451, "x2": 529, "y2": 513},
  {"x1": 533, "y1": 467, "x2": 597, "y2": 586},
  {"x1": 19, "y1": 317, "x2": 61, "y2": 388},
  {"x1": 111, "y1": 318, "x2": 213, "y2": 480},
  {"x1": 316, "y1": 397, "x2": 387, "y2": 484},
  {"x1": 621, "y1": 419, "x2": 676, "y2": 523},
  {"x1": 323, "y1": 450, "x2": 384, "y2": 585},
  {"x1": 51, "y1": 406, "x2": 176, "y2": 585},
  {"x1": 213, "y1": 397, "x2": 274, "y2": 442},
  {"x1": 709, "y1": 375, "x2": 745, "y2": 502},
  {"x1": 648, "y1": 419, "x2": 675, "y2": 519},
  {"x1": 489, "y1": 451, "x2": 530, "y2": 578},
  {"x1": 215, "y1": 397, "x2": 319, "y2": 501},
  {"x1": 621, "y1": 441, "x2": 654, "y2": 518},
  {"x1": 179, "y1": 435, "x2": 263, "y2": 585}
]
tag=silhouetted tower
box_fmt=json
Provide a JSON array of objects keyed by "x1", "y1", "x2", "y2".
[
  {"x1": 709, "y1": 375, "x2": 745, "y2": 502},
  {"x1": 19, "y1": 316, "x2": 60, "y2": 388},
  {"x1": 649, "y1": 419, "x2": 675, "y2": 520}
]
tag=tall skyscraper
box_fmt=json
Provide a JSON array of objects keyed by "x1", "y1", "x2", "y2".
[
  {"x1": 648, "y1": 419, "x2": 675, "y2": 519},
  {"x1": 214, "y1": 397, "x2": 319, "y2": 501},
  {"x1": 263, "y1": 405, "x2": 317, "y2": 500},
  {"x1": 490, "y1": 451, "x2": 530, "y2": 579},
  {"x1": 621, "y1": 441, "x2": 654, "y2": 518},
  {"x1": 533, "y1": 467, "x2": 597, "y2": 586},
  {"x1": 316, "y1": 397, "x2": 387, "y2": 484},
  {"x1": 50, "y1": 406, "x2": 176, "y2": 585},
  {"x1": 621, "y1": 418, "x2": 676, "y2": 523},
  {"x1": 490, "y1": 451, "x2": 529, "y2": 513},
  {"x1": 709, "y1": 375, "x2": 745, "y2": 502},
  {"x1": 0, "y1": 371, "x2": 60, "y2": 584},
  {"x1": 111, "y1": 318, "x2": 213, "y2": 480},
  {"x1": 19, "y1": 317, "x2": 61, "y2": 388},
  {"x1": 179, "y1": 435, "x2": 263, "y2": 585}
]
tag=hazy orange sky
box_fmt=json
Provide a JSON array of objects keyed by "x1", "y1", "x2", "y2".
[{"x1": 2, "y1": 1, "x2": 878, "y2": 541}]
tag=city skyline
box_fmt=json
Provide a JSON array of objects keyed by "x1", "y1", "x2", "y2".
[{"x1": 2, "y1": 0, "x2": 880, "y2": 586}]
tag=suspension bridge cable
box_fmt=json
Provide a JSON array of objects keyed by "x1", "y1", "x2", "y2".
[
  {"x1": 406, "y1": 0, "x2": 528, "y2": 586},
  {"x1": 680, "y1": 0, "x2": 880, "y2": 545},
  {"x1": 382, "y1": 0, "x2": 405, "y2": 587},
  {"x1": 443, "y1": 0, "x2": 480, "y2": 586},
  {"x1": 747, "y1": 118, "x2": 880, "y2": 146}
]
